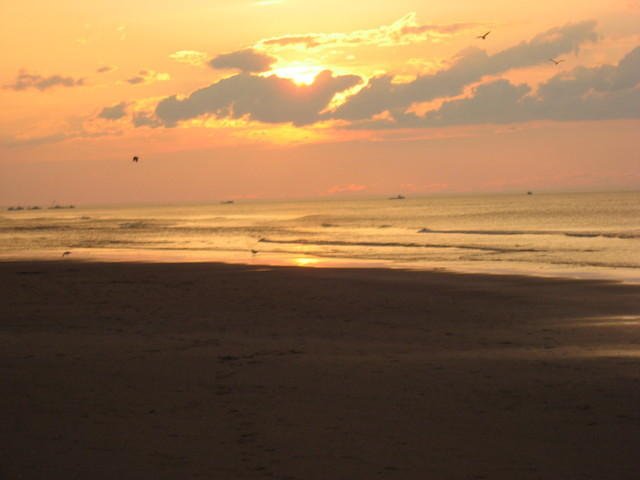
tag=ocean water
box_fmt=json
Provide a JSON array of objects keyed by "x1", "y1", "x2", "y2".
[{"x1": 1, "y1": 191, "x2": 639, "y2": 282}]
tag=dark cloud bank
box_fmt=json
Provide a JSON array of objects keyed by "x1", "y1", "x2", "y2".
[
  {"x1": 331, "y1": 20, "x2": 599, "y2": 121},
  {"x1": 360, "y1": 45, "x2": 640, "y2": 129},
  {"x1": 137, "y1": 21, "x2": 639, "y2": 130},
  {"x1": 155, "y1": 70, "x2": 361, "y2": 127}
]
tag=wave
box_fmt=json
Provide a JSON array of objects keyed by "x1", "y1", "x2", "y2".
[
  {"x1": 418, "y1": 228, "x2": 531, "y2": 235},
  {"x1": 3, "y1": 225, "x2": 71, "y2": 231},
  {"x1": 565, "y1": 232, "x2": 640, "y2": 239},
  {"x1": 417, "y1": 228, "x2": 640, "y2": 240},
  {"x1": 258, "y1": 237, "x2": 542, "y2": 254},
  {"x1": 119, "y1": 221, "x2": 152, "y2": 229}
]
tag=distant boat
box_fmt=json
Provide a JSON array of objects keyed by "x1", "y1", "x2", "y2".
[
  {"x1": 48, "y1": 203, "x2": 75, "y2": 209},
  {"x1": 527, "y1": 191, "x2": 533, "y2": 195},
  {"x1": 221, "y1": 200, "x2": 235, "y2": 205},
  {"x1": 389, "y1": 194, "x2": 405, "y2": 200}
]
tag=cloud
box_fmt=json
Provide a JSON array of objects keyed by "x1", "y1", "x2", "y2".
[
  {"x1": 98, "y1": 102, "x2": 128, "y2": 120},
  {"x1": 153, "y1": 70, "x2": 362, "y2": 127},
  {"x1": 132, "y1": 112, "x2": 161, "y2": 128},
  {"x1": 130, "y1": 21, "x2": 635, "y2": 133},
  {"x1": 2, "y1": 129, "x2": 122, "y2": 148},
  {"x1": 537, "y1": 46, "x2": 640, "y2": 100},
  {"x1": 209, "y1": 49, "x2": 277, "y2": 73},
  {"x1": 359, "y1": 45, "x2": 640, "y2": 128},
  {"x1": 96, "y1": 65, "x2": 116, "y2": 74},
  {"x1": 331, "y1": 21, "x2": 599, "y2": 121},
  {"x1": 415, "y1": 80, "x2": 533, "y2": 126},
  {"x1": 4, "y1": 71, "x2": 85, "y2": 91},
  {"x1": 2, "y1": 133, "x2": 70, "y2": 147},
  {"x1": 126, "y1": 70, "x2": 170, "y2": 85},
  {"x1": 169, "y1": 50, "x2": 209, "y2": 66},
  {"x1": 257, "y1": 13, "x2": 479, "y2": 51}
]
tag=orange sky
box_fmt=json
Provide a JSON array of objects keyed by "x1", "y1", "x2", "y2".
[{"x1": 1, "y1": 0, "x2": 639, "y2": 205}]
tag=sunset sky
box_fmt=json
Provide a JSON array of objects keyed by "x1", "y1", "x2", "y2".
[{"x1": 1, "y1": 0, "x2": 639, "y2": 205}]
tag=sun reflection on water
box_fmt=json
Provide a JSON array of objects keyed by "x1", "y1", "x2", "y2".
[{"x1": 292, "y1": 257, "x2": 320, "y2": 267}]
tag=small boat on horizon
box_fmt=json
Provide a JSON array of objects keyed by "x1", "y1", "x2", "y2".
[
  {"x1": 389, "y1": 194, "x2": 405, "y2": 200},
  {"x1": 221, "y1": 200, "x2": 235, "y2": 205}
]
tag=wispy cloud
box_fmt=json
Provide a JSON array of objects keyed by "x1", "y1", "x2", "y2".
[
  {"x1": 4, "y1": 71, "x2": 86, "y2": 91},
  {"x1": 2, "y1": 133, "x2": 70, "y2": 147},
  {"x1": 126, "y1": 70, "x2": 170, "y2": 86},
  {"x1": 96, "y1": 65, "x2": 116, "y2": 74},
  {"x1": 169, "y1": 50, "x2": 209, "y2": 67},
  {"x1": 257, "y1": 13, "x2": 480, "y2": 51},
  {"x1": 2, "y1": 129, "x2": 122, "y2": 148}
]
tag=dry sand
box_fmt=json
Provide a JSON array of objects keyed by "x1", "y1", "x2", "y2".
[{"x1": 1, "y1": 260, "x2": 639, "y2": 479}]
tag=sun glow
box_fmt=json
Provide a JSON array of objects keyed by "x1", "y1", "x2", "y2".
[
  {"x1": 266, "y1": 64, "x2": 327, "y2": 85},
  {"x1": 292, "y1": 257, "x2": 319, "y2": 267}
]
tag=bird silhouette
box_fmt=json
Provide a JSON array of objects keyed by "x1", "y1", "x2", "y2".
[
  {"x1": 62, "y1": 251, "x2": 72, "y2": 257},
  {"x1": 251, "y1": 249, "x2": 259, "y2": 255},
  {"x1": 132, "y1": 156, "x2": 139, "y2": 162},
  {"x1": 477, "y1": 31, "x2": 491, "y2": 40},
  {"x1": 549, "y1": 58, "x2": 564, "y2": 65}
]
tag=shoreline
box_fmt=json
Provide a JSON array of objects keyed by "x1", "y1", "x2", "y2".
[
  {"x1": 2, "y1": 260, "x2": 640, "y2": 479},
  {"x1": 2, "y1": 247, "x2": 639, "y2": 285}
]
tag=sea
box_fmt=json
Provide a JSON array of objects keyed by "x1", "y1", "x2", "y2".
[{"x1": 1, "y1": 191, "x2": 639, "y2": 283}]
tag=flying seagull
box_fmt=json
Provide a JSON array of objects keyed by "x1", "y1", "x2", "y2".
[
  {"x1": 132, "y1": 156, "x2": 139, "y2": 162},
  {"x1": 62, "y1": 251, "x2": 72, "y2": 257},
  {"x1": 549, "y1": 58, "x2": 564, "y2": 65},
  {"x1": 477, "y1": 31, "x2": 491, "y2": 40}
]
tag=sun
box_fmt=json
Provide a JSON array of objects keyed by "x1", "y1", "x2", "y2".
[
  {"x1": 292, "y1": 257, "x2": 320, "y2": 267},
  {"x1": 266, "y1": 64, "x2": 326, "y2": 86}
]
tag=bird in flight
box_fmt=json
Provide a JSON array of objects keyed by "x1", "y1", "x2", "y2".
[
  {"x1": 132, "y1": 156, "x2": 139, "y2": 162},
  {"x1": 477, "y1": 31, "x2": 491, "y2": 40},
  {"x1": 62, "y1": 251, "x2": 72, "y2": 257},
  {"x1": 549, "y1": 58, "x2": 564, "y2": 65}
]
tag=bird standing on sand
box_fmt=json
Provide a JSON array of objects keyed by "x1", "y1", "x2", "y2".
[
  {"x1": 132, "y1": 156, "x2": 139, "y2": 162},
  {"x1": 477, "y1": 31, "x2": 491, "y2": 39},
  {"x1": 62, "y1": 251, "x2": 72, "y2": 257},
  {"x1": 549, "y1": 58, "x2": 564, "y2": 65}
]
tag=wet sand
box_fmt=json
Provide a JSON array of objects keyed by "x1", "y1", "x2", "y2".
[{"x1": 1, "y1": 260, "x2": 639, "y2": 479}]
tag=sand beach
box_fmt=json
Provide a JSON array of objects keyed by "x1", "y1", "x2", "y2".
[{"x1": 1, "y1": 260, "x2": 639, "y2": 479}]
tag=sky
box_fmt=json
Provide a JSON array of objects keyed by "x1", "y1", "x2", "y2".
[{"x1": 1, "y1": 0, "x2": 639, "y2": 205}]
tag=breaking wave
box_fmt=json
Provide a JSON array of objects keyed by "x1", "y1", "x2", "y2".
[{"x1": 417, "y1": 228, "x2": 639, "y2": 240}]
